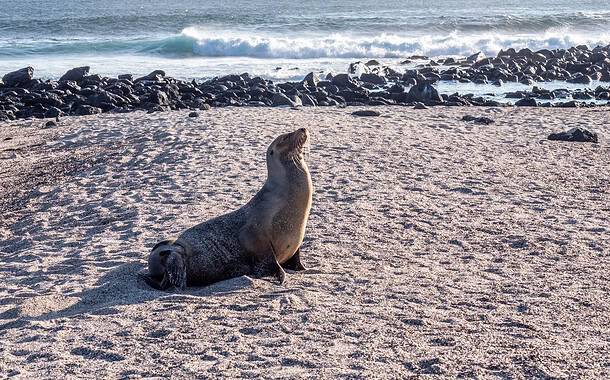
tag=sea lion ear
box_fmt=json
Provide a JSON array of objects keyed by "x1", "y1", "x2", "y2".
[{"x1": 162, "y1": 251, "x2": 187, "y2": 290}]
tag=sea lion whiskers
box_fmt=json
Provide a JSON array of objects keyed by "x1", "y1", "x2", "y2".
[
  {"x1": 288, "y1": 128, "x2": 308, "y2": 160},
  {"x1": 303, "y1": 134, "x2": 311, "y2": 162},
  {"x1": 291, "y1": 154, "x2": 306, "y2": 174},
  {"x1": 288, "y1": 133, "x2": 308, "y2": 173}
]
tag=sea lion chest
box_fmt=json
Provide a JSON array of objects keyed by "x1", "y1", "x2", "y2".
[{"x1": 270, "y1": 179, "x2": 312, "y2": 263}]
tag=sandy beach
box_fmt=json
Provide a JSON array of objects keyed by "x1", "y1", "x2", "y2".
[{"x1": 0, "y1": 106, "x2": 609, "y2": 378}]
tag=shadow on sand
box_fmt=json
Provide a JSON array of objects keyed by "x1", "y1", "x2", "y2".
[{"x1": 0, "y1": 263, "x2": 255, "y2": 333}]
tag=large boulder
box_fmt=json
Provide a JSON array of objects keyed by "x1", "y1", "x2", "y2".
[
  {"x1": 217, "y1": 74, "x2": 245, "y2": 85},
  {"x1": 301, "y1": 94, "x2": 317, "y2": 106},
  {"x1": 74, "y1": 105, "x2": 102, "y2": 116},
  {"x1": 407, "y1": 83, "x2": 442, "y2": 103},
  {"x1": 567, "y1": 73, "x2": 592, "y2": 84},
  {"x1": 272, "y1": 92, "x2": 298, "y2": 107},
  {"x1": 467, "y1": 52, "x2": 484, "y2": 63},
  {"x1": 38, "y1": 92, "x2": 64, "y2": 108},
  {"x1": 147, "y1": 90, "x2": 170, "y2": 106},
  {"x1": 2, "y1": 67, "x2": 34, "y2": 87},
  {"x1": 88, "y1": 90, "x2": 126, "y2": 109},
  {"x1": 303, "y1": 72, "x2": 320, "y2": 87},
  {"x1": 59, "y1": 66, "x2": 90, "y2": 82},
  {"x1": 136, "y1": 70, "x2": 166, "y2": 82},
  {"x1": 548, "y1": 127, "x2": 598, "y2": 143},
  {"x1": 0, "y1": 111, "x2": 14, "y2": 121},
  {"x1": 515, "y1": 98, "x2": 538, "y2": 107},
  {"x1": 331, "y1": 73, "x2": 354, "y2": 88},
  {"x1": 360, "y1": 73, "x2": 386, "y2": 85}
]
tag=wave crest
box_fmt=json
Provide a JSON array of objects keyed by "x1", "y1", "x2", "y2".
[
  {"x1": 165, "y1": 28, "x2": 610, "y2": 58},
  {"x1": 1, "y1": 27, "x2": 609, "y2": 59}
]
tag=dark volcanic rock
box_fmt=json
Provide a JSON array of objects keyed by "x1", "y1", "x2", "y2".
[
  {"x1": 59, "y1": 66, "x2": 90, "y2": 82},
  {"x1": 388, "y1": 83, "x2": 406, "y2": 94},
  {"x1": 136, "y1": 70, "x2": 165, "y2": 82},
  {"x1": 2, "y1": 67, "x2": 34, "y2": 87},
  {"x1": 515, "y1": 98, "x2": 538, "y2": 107},
  {"x1": 301, "y1": 94, "x2": 317, "y2": 106},
  {"x1": 331, "y1": 74, "x2": 354, "y2": 88},
  {"x1": 567, "y1": 73, "x2": 592, "y2": 84},
  {"x1": 81, "y1": 74, "x2": 104, "y2": 86},
  {"x1": 0, "y1": 111, "x2": 14, "y2": 121},
  {"x1": 413, "y1": 102, "x2": 428, "y2": 109},
  {"x1": 467, "y1": 52, "x2": 485, "y2": 63},
  {"x1": 303, "y1": 72, "x2": 320, "y2": 87},
  {"x1": 352, "y1": 110, "x2": 380, "y2": 117},
  {"x1": 407, "y1": 83, "x2": 443, "y2": 104},
  {"x1": 188, "y1": 111, "x2": 199, "y2": 117},
  {"x1": 2, "y1": 45, "x2": 607, "y2": 122},
  {"x1": 147, "y1": 90, "x2": 170, "y2": 106},
  {"x1": 74, "y1": 105, "x2": 102, "y2": 116},
  {"x1": 360, "y1": 73, "x2": 386, "y2": 85},
  {"x1": 44, "y1": 107, "x2": 63, "y2": 118},
  {"x1": 272, "y1": 92, "x2": 298, "y2": 107},
  {"x1": 548, "y1": 127, "x2": 598, "y2": 143},
  {"x1": 461, "y1": 115, "x2": 494, "y2": 125}
]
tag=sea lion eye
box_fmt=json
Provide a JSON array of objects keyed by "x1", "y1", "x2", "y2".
[{"x1": 269, "y1": 150, "x2": 274, "y2": 156}]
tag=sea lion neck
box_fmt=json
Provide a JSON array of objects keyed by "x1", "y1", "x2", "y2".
[{"x1": 266, "y1": 156, "x2": 310, "y2": 191}]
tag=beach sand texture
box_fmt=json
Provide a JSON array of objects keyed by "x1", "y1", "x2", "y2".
[{"x1": 0, "y1": 106, "x2": 609, "y2": 378}]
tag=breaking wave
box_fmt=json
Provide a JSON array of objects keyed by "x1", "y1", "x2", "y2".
[{"x1": 2, "y1": 27, "x2": 610, "y2": 59}]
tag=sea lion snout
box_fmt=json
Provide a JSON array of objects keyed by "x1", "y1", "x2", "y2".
[
  {"x1": 290, "y1": 128, "x2": 308, "y2": 152},
  {"x1": 295, "y1": 127, "x2": 308, "y2": 141},
  {"x1": 267, "y1": 128, "x2": 310, "y2": 163}
]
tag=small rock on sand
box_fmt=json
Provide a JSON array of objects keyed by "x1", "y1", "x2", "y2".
[
  {"x1": 414, "y1": 102, "x2": 429, "y2": 110},
  {"x1": 352, "y1": 110, "x2": 380, "y2": 117},
  {"x1": 548, "y1": 127, "x2": 598, "y2": 143},
  {"x1": 188, "y1": 111, "x2": 199, "y2": 117},
  {"x1": 461, "y1": 115, "x2": 494, "y2": 125}
]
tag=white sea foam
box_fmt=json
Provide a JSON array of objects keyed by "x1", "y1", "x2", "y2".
[
  {"x1": 179, "y1": 27, "x2": 610, "y2": 59},
  {"x1": 3, "y1": 27, "x2": 608, "y2": 60}
]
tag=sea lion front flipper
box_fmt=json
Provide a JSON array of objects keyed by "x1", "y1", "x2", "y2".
[
  {"x1": 253, "y1": 256, "x2": 286, "y2": 285},
  {"x1": 281, "y1": 248, "x2": 307, "y2": 271},
  {"x1": 240, "y1": 226, "x2": 286, "y2": 284},
  {"x1": 251, "y1": 245, "x2": 286, "y2": 285}
]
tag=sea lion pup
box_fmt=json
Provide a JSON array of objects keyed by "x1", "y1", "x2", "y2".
[{"x1": 141, "y1": 128, "x2": 312, "y2": 290}]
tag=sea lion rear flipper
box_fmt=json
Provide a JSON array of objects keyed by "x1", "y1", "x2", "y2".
[
  {"x1": 139, "y1": 272, "x2": 165, "y2": 290},
  {"x1": 281, "y1": 248, "x2": 307, "y2": 271},
  {"x1": 163, "y1": 251, "x2": 187, "y2": 290}
]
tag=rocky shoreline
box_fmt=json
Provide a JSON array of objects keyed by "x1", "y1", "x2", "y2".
[{"x1": 1, "y1": 44, "x2": 610, "y2": 121}]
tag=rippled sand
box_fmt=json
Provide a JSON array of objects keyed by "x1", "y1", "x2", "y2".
[{"x1": 0, "y1": 106, "x2": 609, "y2": 378}]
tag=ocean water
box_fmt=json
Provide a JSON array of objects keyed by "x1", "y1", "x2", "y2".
[{"x1": 1, "y1": 0, "x2": 609, "y2": 85}]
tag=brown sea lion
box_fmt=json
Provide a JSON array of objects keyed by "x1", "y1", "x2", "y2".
[{"x1": 141, "y1": 128, "x2": 312, "y2": 290}]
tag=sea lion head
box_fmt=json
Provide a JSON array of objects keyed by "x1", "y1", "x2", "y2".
[{"x1": 266, "y1": 128, "x2": 309, "y2": 175}]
